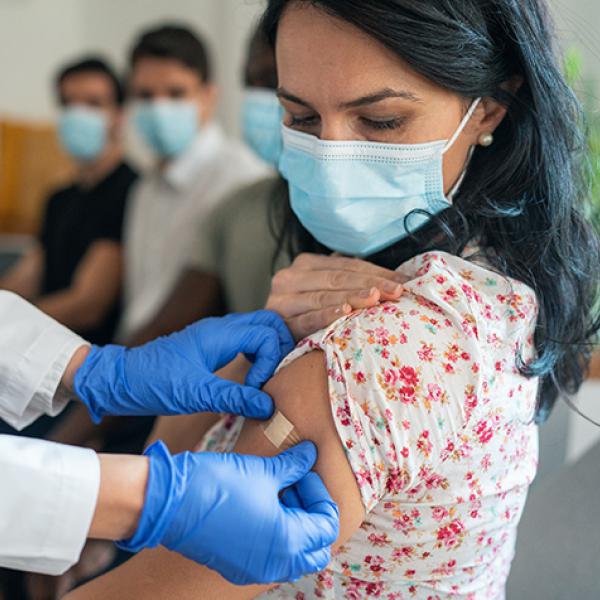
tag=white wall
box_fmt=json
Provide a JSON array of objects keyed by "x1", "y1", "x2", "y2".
[
  {"x1": 0, "y1": 0, "x2": 265, "y2": 133},
  {"x1": 0, "y1": 0, "x2": 88, "y2": 122}
]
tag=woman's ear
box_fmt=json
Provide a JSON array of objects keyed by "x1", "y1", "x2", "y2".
[{"x1": 475, "y1": 76, "x2": 523, "y2": 138}]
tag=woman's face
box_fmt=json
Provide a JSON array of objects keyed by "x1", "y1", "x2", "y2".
[{"x1": 276, "y1": 3, "x2": 504, "y2": 194}]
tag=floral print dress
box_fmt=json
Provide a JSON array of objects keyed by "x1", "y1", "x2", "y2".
[{"x1": 198, "y1": 251, "x2": 540, "y2": 599}]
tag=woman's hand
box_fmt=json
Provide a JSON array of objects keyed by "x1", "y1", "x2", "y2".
[{"x1": 266, "y1": 253, "x2": 405, "y2": 340}]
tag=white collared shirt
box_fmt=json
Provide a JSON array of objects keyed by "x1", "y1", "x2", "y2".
[
  {"x1": 119, "y1": 123, "x2": 269, "y2": 339},
  {"x1": 0, "y1": 291, "x2": 100, "y2": 575}
]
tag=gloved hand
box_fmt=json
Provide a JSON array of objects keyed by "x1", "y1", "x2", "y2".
[
  {"x1": 118, "y1": 440, "x2": 339, "y2": 585},
  {"x1": 74, "y1": 311, "x2": 294, "y2": 423}
]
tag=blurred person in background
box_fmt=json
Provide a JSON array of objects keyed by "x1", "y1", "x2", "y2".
[
  {"x1": 0, "y1": 57, "x2": 136, "y2": 346},
  {"x1": 118, "y1": 24, "x2": 269, "y2": 343}
]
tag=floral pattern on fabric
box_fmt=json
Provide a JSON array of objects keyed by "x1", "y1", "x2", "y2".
[{"x1": 198, "y1": 251, "x2": 540, "y2": 599}]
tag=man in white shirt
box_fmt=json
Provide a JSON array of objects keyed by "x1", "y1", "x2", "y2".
[
  {"x1": 119, "y1": 25, "x2": 269, "y2": 340},
  {"x1": 0, "y1": 291, "x2": 338, "y2": 585}
]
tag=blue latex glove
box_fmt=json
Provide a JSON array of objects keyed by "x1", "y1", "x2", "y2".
[
  {"x1": 118, "y1": 440, "x2": 339, "y2": 585},
  {"x1": 74, "y1": 311, "x2": 294, "y2": 423}
]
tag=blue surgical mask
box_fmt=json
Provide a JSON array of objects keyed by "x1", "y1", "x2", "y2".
[
  {"x1": 242, "y1": 88, "x2": 283, "y2": 166},
  {"x1": 279, "y1": 99, "x2": 481, "y2": 257},
  {"x1": 58, "y1": 106, "x2": 108, "y2": 162},
  {"x1": 133, "y1": 100, "x2": 199, "y2": 158}
]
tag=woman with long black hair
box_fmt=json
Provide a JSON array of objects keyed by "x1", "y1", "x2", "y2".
[{"x1": 67, "y1": 1, "x2": 600, "y2": 598}]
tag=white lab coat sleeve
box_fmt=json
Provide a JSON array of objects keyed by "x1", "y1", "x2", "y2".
[
  {"x1": 0, "y1": 435, "x2": 100, "y2": 574},
  {"x1": 0, "y1": 291, "x2": 89, "y2": 430}
]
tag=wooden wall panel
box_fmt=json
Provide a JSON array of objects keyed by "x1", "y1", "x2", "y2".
[{"x1": 0, "y1": 119, "x2": 74, "y2": 234}]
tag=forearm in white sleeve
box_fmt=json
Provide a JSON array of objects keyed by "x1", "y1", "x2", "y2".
[
  {"x1": 0, "y1": 435, "x2": 100, "y2": 575},
  {"x1": 0, "y1": 291, "x2": 88, "y2": 430}
]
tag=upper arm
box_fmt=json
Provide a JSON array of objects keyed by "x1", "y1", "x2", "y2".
[
  {"x1": 235, "y1": 351, "x2": 366, "y2": 549},
  {"x1": 70, "y1": 240, "x2": 122, "y2": 306},
  {"x1": 128, "y1": 268, "x2": 224, "y2": 346}
]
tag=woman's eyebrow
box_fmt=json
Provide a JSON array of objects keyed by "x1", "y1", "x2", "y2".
[
  {"x1": 277, "y1": 87, "x2": 315, "y2": 109},
  {"x1": 340, "y1": 88, "x2": 422, "y2": 109},
  {"x1": 277, "y1": 86, "x2": 421, "y2": 110}
]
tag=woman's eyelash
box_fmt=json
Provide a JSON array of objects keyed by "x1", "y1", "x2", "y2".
[
  {"x1": 289, "y1": 115, "x2": 319, "y2": 127},
  {"x1": 288, "y1": 115, "x2": 407, "y2": 131},
  {"x1": 361, "y1": 117, "x2": 406, "y2": 131}
]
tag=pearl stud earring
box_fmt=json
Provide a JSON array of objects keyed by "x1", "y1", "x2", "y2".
[{"x1": 478, "y1": 132, "x2": 494, "y2": 147}]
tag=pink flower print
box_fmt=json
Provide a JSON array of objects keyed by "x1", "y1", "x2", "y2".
[
  {"x1": 355, "y1": 468, "x2": 373, "y2": 488},
  {"x1": 432, "y1": 506, "x2": 449, "y2": 522},
  {"x1": 365, "y1": 582, "x2": 385, "y2": 596},
  {"x1": 475, "y1": 420, "x2": 494, "y2": 444},
  {"x1": 442, "y1": 286, "x2": 459, "y2": 303},
  {"x1": 354, "y1": 371, "x2": 367, "y2": 384},
  {"x1": 399, "y1": 366, "x2": 419, "y2": 387},
  {"x1": 436, "y1": 519, "x2": 466, "y2": 549},
  {"x1": 424, "y1": 472, "x2": 449, "y2": 491},
  {"x1": 400, "y1": 446, "x2": 410, "y2": 459},
  {"x1": 418, "y1": 342, "x2": 435, "y2": 362},
  {"x1": 444, "y1": 343, "x2": 462, "y2": 363},
  {"x1": 385, "y1": 467, "x2": 410, "y2": 494},
  {"x1": 383, "y1": 368, "x2": 399, "y2": 387},
  {"x1": 481, "y1": 453, "x2": 492, "y2": 471},
  {"x1": 427, "y1": 383, "x2": 444, "y2": 403},
  {"x1": 367, "y1": 533, "x2": 391, "y2": 547},
  {"x1": 337, "y1": 403, "x2": 352, "y2": 427},
  {"x1": 417, "y1": 430, "x2": 433, "y2": 458},
  {"x1": 392, "y1": 546, "x2": 414, "y2": 561},
  {"x1": 365, "y1": 555, "x2": 386, "y2": 577},
  {"x1": 399, "y1": 385, "x2": 416, "y2": 404},
  {"x1": 461, "y1": 283, "x2": 475, "y2": 300}
]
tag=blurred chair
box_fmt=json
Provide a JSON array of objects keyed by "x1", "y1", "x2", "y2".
[{"x1": 0, "y1": 118, "x2": 74, "y2": 234}]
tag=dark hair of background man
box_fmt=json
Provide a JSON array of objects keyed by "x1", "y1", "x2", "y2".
[
  {"x1": 55, "y1": 56, "x2": 125, "y2": 106},
  {"x1": 130, "y1": 24, "x2": 212, "y2": 83}
]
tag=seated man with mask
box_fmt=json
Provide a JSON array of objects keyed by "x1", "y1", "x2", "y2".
[
  {"x1": 118, "y1": 24, "x2": 269, "y2": 342},
  {"x1": 0, "y1": 57, "x2": 136, "y2": 346}
]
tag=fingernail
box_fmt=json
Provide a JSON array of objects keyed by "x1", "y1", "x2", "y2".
[
  {"x1": 384, "y1": 282, "x2": 402, "y2": 295},
  {"x1": 343, "y1": 303, "x2": 352, "y2": 314},
  {"x1": 393, "y1": 273, "x2": 405, "y2": 283}
]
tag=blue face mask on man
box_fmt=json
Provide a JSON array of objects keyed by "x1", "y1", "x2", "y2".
[
  {"x1": 242, "y1": 89, "x2": 283, "y2": 167},
  {"x1": 133, "y1": 100, "x2": 199, "y2": 158},
  {"x1": 58, "y1": 106, "x2": 108, "y2": 162},
  {"x1": 279, "y1": 98, "x2": 481, "y2": 258}
]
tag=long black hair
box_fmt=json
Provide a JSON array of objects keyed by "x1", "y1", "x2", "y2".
[{"x1": 263, "y1": 0, "x2": 600, "y2": 423}]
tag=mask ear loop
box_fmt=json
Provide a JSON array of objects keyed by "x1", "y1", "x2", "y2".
[
  {"x1": 442, "y1": 98, "x2": 482, "y2": 154},
  {"x1": 443, "y1": 97, "x2": 482, "y2": 201}
]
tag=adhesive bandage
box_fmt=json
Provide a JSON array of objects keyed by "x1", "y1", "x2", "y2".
[{"x1": 262, "y1": 410, "x2": 302, "y2": 450}]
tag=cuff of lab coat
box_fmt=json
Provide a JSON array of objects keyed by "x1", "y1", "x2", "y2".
[
  {"x1": 2, "y1": 323, "x2": 89, "y2": 431},
  {"x1": 41, "y1": 444, "x2": 101, "y2": 575}
]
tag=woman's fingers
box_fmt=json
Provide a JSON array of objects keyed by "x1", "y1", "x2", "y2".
[
  {"x1": 269, "y1": 288, "x2": 382, "y2": 317},
  {"x1": 292, "y1": 253, "x2": 404, "y2": 281},
  {"x1": 271, "y1": 267, "x2": 403, "y2": 297}
]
